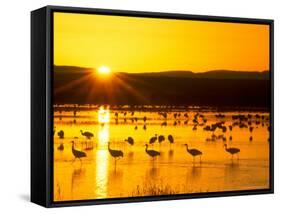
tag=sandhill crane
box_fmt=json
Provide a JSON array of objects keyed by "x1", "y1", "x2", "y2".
[
  {"x1": 168, "y1": 134, "x2": 174, "y2": 145},
  {"x1": 184, "y1": 144, "x2": 202, "y2": 163},
  {"x1": 108, "y1": 142, "x2": 123, "y2": 169},
  {"x1": 143, "y1": 116, "x2": 147, "y2": 123},
  {"x1": 149, "y1": 134, "x2": 158, "y2": 145},
  {"x1": 57, "y1": 143, "x2": 64, "y2": 151},
  {"x1": 224, "y1": 144, "x2": 240, "y2": 160},
  {"x1": 158, "y1": 135, "x2": 165, "y2": 144},
  {"x1": 80, "y1": 130, "x2": 94, "y2": 140},
  {"x1": 125, "y1": 137, "x2": 134, "y2": 145},
  {"x1": 71, "y1": 141, "x2": 86, "y2": 162},
  {"x1": 249, "y1": 126, "x2": 254, "y2": 133},
  {"x1": 143, "y1": 124, "x2": 147, "y2": 130},
  {"x1": 145, "y1": 144, "x2": 160, "y2": 159},
  {"x1": 159, "y1": 112, "x2": 167, "y2": 119},
  {"x1": 58, "y1": 130, "x2": 64, "y2": 139}
]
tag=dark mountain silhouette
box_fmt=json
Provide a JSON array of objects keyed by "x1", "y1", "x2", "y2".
[
  {"x1": 54, "y1": 65, "x2": 94, "y2": 73},
  {"x1": 53, "y1": 66, "x2": 270, "y2": 108},
  {"x1": 124, "y1": 70, "x2": 269, "y2": 80},
  {"x1": 54, "y1": 66, "x2": 269, "y2": 80}
]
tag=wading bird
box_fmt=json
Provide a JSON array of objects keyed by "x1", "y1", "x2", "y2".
[
  {"x1": 108, "y1": 142, "x2": 124, "y2": 169},
  {"x1": 158, "y1": 135, "x2": 165, "y2": 144},
  {"x1": 57, "y1": 143, "x2": 64, "y2": 151},
  {"x1": 57, "y1": 130, "x2": 64, "y2": 139},
  {"x1": 80, "y1": 130, "x2": 94, "y2": 140},
  {"x1": 71, "y1": 141, "x2": 86, "y2": 162},
  {"x1": 149, "y1": 134, "x2": 158, "y2": 145},
  {"x1": 143, "y1": 124, "x2": 147, "y2": 130},
  {"x1": 125, "y1": 137, "x2": 134, "y2": 146},
  {"x1": 224, "y1": 144, "x2": 240, "y2": 160},
  {"x1": 184, "y1": 144, "x2": 202, "y2": 163},
  {"x1": 145, "y1": 144, "x2": 160, "y2": 159},
  {"x1": 168, "y1": 134, "x2": 174, "y2": 145}
]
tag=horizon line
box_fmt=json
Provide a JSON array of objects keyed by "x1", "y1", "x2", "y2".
[{"x1": 53, "y1": 65, "x2": 269, "y2": 74}]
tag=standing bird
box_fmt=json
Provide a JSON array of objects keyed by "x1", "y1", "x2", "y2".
[
  {"x1": 149, "y1": 134, "x2": 158, "y2": 145},
  {"x1": 168, "y1": 134, "x2": 174, "y2": 145},
  {"x1": 224, "y1": 144, "x2": 240, "y2": 160},
  {"x1": 57, "y1": 143, "x2": 64, "y2": 151},
  {"x1": 125, "y1": 137, "x2": 134, "y2": 146},
  {"x1": 80, "y1": 130, "x2": 94, "y2": 139},
  {"x1": 145, "y1": 144, "x2": 160, "y2": 159},
  {"x1": 143, "y1": 124, "x2": 147, "y2": 130},
  {"x1": 71, "y1": 141, "x2": 86, "y2": 162},
  {"x1": 57, "y1": 130, "x2": 64, "y2": 139},
  {"x1": 158, "y1": 135, "x2": 165, "y2": 144},
  {"x1": 108, "y1": 142, "x2": 124, "y2": 169},
  {"x1": 184, "y1": 144, "x2": 202, "y2": 163},
  {"x1": 143, "y1": 116, "x2": 147, "y2": 123}
]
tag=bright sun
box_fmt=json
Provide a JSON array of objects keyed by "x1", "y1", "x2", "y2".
[{"x1": 98, "y1": 66, "x2": 111, "y2": 75}]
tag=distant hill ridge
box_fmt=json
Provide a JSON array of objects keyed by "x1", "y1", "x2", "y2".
[{"x1": 54, "y1": 65, "x2": 269, "y2": 80}]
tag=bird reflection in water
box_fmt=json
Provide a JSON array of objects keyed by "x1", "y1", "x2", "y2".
[
  {"x1": 190, "y1": 165, "x2": 202, "y2": 180},
  {"x1": 71, "y1": 167, "x2": 85, "y2": 198},
  {"x1": 168, "y1": 149, "x2": 174, "y2": 160},
  {"x1": 224, "y1": 162, "x2": 240, "y2": 184},
  {"x1": 127, "y1": 151, "x2": 134, "y2": 161}
]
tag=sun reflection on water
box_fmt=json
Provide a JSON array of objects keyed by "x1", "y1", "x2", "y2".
[
  {"x1": 98, "y1": 106, "x2": 110, "y2": 124},
  {"x1": 95, "y1": 106, "x2": 110, "y2": 198}
]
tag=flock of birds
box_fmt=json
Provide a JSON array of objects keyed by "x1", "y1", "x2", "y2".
[{"x1": 54, "y1": 110, "x2": 269, "y2": 167}]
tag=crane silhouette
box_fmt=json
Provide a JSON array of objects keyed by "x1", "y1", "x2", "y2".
[
  {"x1": 149, "y1": 134, "x2": 158, "y2": 145},
  {"x1": 143, "y1": 124, "x2": 147, "y2": 130},
  {"x1": 158, "y1": 135, "x2": 165, "y2": 144},
  {"x1": 71, "y1": 141, "x2": 86, "y2": 162},
  {"x1": 168, "y1": 134, "x2": 174, "y2": 145},
  {"x1": 57, "y1": 130, "x2": 64, "y2": 139},
  {"x1": 145, "y1": 144, "x2": 160, "y2": 159},
  {"x1": 184, "y1": 144, "x2": 202, "y2": 163},
  {"x1": 80, "y1": 130, "x2": 94, "y2": 139},
  {"x1": 125, "y1": 137, "x2": 134, "y2": 145},
  {"x1": 108, "y1": 142, "x2": 123, "y2": 169},
  {"x1": 57, "y1": 143, "x2": 64, "y2": 151},
  {"x1": 224, "y1": 144, "x2": 240, "y2": 160}
]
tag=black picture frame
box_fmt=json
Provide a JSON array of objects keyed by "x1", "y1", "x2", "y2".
[{"x1": 31, "y1": 5, "x2": 274, "y2": 208}]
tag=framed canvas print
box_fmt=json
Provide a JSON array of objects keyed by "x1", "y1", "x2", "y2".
[{"x1": 31, "y1": 5, "x2": 274, "y2": 207}]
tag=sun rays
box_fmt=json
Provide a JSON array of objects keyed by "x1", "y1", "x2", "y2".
[{"x1": 54, "y1": 68, "x2": 150, "y2": 105}]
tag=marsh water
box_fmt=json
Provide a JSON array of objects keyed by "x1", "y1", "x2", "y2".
[{"x1": 53, "y1": 105, "x2": 270, "y2": 201}]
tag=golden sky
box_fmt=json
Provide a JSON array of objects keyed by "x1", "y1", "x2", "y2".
[{"x1": 54, "y1": 12, "x2": 269, "y2": 73}]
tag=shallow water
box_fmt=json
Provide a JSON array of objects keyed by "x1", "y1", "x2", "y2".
[{"x1": 53, "y1": 106, "x2": 270, "y2": 201}]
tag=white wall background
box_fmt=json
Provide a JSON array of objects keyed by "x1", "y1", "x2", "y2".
[{"x1": 0, "y1": 0, "x2": 279, "y2": 212}]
